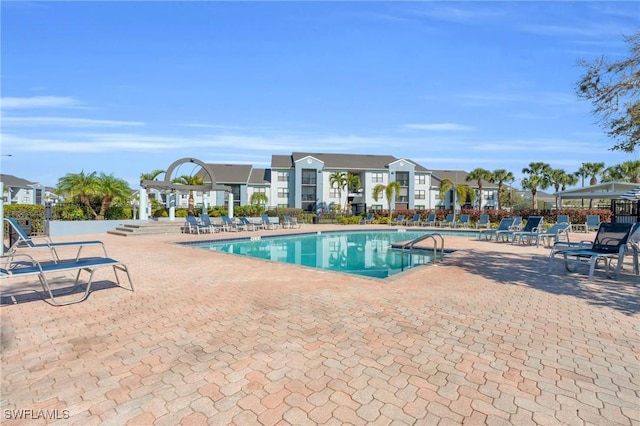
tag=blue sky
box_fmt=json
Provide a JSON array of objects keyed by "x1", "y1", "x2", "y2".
[{"x1": 1, "y1": 1, "x2": 639, "y2": 189}]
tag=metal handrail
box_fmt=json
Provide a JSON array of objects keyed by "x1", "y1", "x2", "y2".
[{"x1": 400, "y1": 233, "x2": 445, "y2": 269}]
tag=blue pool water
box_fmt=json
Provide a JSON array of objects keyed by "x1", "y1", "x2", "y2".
[{"x1": 184, "y1": 230, "x2": 474, "y2": 279}]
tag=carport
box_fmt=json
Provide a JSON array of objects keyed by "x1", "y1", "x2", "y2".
[{"x1": 556, "y1": 182, "x2": 640, "y2": 224}]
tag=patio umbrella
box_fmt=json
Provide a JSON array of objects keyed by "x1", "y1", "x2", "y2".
[{"x1": 620, "y1": 185, "x2": 640, "y2": 200}]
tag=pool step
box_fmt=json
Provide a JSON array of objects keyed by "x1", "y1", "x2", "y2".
[{"x1": 107, "y1": 221, "x2": 186, "y2": 237}]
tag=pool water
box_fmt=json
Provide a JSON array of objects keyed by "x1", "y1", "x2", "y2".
[{"x1": 186, "y1": 230, "x2": 469, "y2": 279}]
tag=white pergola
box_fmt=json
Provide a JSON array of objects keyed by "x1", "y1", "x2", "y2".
[{"x1": 556, "y1": 181, "x2": 640, "y2": 203}]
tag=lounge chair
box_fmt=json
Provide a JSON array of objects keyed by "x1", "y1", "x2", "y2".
[
  {"x1": 261, "y1": 214, "x2": 281, "y2": 230},
  {"x1": 406, "y1": 213, "x2": 422, "y2": 226},
  {"x1": 421, "y1": 213, "x2": 437, "y2": 227},
  {"x1": 221, "y1": 215, "x2": 245, "y2": 232},
  {"x1": 360, "y1": 212, "x2": 374, "y2": 225},
  {"x1": 556, "y1": 214, "x2": 570, "y2": 225},
  {"x1": 476, "y1": 214, "x2": 490, "y2": 229},
  {"x1": 478, "y1": 218, "x2": 514, "y2": 241},
  {"x1": 199, "y1": 213, "x2": 222, "y2": 233},
  {"x1": 510, "y1": 216, "x2": 523, "y2": 231},
  {"x1": 501, "y1": 216, "x2": 543, "y2": 243},
  {"x1": 454, "y1": 214, "x2": 470, "y2": 228},
  {"x1": 516, "y1": 222, "x2": 570, "y2": 247},
  {"x1": 585, "y1": 215, "x2": 601, "y2": 232},
  {"x1": 4, "y1": 217, "x2": 108, "y2": 262},
  {"x1": 185, "y1": 215, "x2": 211, "y2": 234},
  {"x1": 390, "y1": 214, "x2": 405, "y2": 226},
  {"x1": 438, "y1": 213, "x2": 456, "y2": 227},
  {"x1": 548, "y1": 222, "x2": 635, "y2": 281},
  {"x1": 1, "y1": 253, "x2": 134, "y2": 306},
  {"x1": 628, "y1": 224, "x2": 640, "y2": 276},
  {"x1": 283, "y1": 215, "x2": 301, "y2": 229},
  {"x1": 239, "y1": 217, "x2": 261, "y2": 231}
]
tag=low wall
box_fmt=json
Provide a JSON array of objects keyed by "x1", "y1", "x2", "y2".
[{"x1": 46, "y1": 220, "x2": 149, "y2": 238}]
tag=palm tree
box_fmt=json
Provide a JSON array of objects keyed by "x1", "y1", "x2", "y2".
[
  {"x1": 583, "y1": 162, "x2": 606, "y2": 186},
  {"x1": 466, "y1": 168, "x2": 491, "y2": 210},
  {"x1": 172, "y1": 175, "x2": 205, "y2": 216},
  {"x1": 346, "y1": 173, "x2": 361, "y2": 214},
  {"x1": 372, "y1": 181, "x2": 401, "y2": 218},
  {"x1": 57, "y1": 171, "x2": 100, "y2": 219},
  {"x1": 548, "y1": 168, "x2": 577, "y2": 210},
  {"x1": 603, "y1": 160, "x2": 640, "y2": 183},
  {"x1": 329, "y1": 172, "x2": 348, "y2": 213},
  {"x1": 250, "y1": 192, "x2": 269, "y2": 215},
  {"x1": 521, "y1": 162, "x2": 552, "y2": 209},
  {"x1": 96, "y1": 173, "x2": 131, "y2": 219},
  {"x1": 489, "y1": 169, "x2": 515, "y2": 210},
  {"x1": 439, "y1": 179, "x2": 475, "y2": 210}
]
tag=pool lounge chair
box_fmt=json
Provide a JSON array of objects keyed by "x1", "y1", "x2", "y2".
[
  {"x1": 239, "y1": 217, "x2": 262, "y2": 231},
  {"x1": 510, "y1": 216, "x2": 523, "y2": 231},
  {"x1": 548, "y1": 222, "x2": 635, "y2": 281},
  {"x1": 516, "y1": 222, "x2": 570, "y2": 247},
  {"x1": 1, "y1": 253, "x2": 134, "y2": 306},
  {"x1": 360, "y1": 212, "x2": 374, "y2": 225},
  {"x1": 556, "y1": 215, "x2": 570, "y2": 225},
  {"x1": 421, "y1": 213, "x2": 437, "y2": 227},
  {"x1": 261, "y1": 214, "x2": 281, "y2": 230},
  {"x1": 438, "y1": 213, "x2": 456, "y2": 227},
  {"x1": 4, "y1": 217, "x2": 108, "y2": 262},
  {"x1": 390, "y1": 214, "x2": 405, "y2": 226},
  {"x1": 199, "y1": 213, "x2": 222, "y2": 233},
  {"x1": 476, "y1": 214, "x2": 490, "y2": 229},
  {"x1": 500, "y1": 216, "x2": 543, "y2": 243},
  {"x1": 454, "y1": 214, "x2": 470, "y2": 228},
  {"x1": 185, "y1": 215, "x2": 212, "y2": 234},
  {"x1": 283, "y1": 215, "x2": 301, "y2": 229},
  {"x1": 221, "y1": 215, "x2": 246, "y2": 232},
  {"x1": 478, "y1": 218, "x2": 514, "y2": 241},
  {"x1": 406, "y1": 213, "x2": 423, "y2": 226},
  {"x1": 586, "y1": 215, "x2": 601, "y2": 232}
]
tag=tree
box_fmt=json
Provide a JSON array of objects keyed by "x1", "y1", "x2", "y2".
[
  {"x1": 489, "y1": 169, "x2": 515, "y2": 210},
  {"x1": 576, "y1": 32, "x2": 640, "y2": 153},
  {"x1": 603, "y1": 160, "x2": 640, "y2": 183},
  {"x1": 95, "y1": 173, "x2": 132, "y2": 219},
  {"x1": 584, "y1": 162, "x2": 606, "y2": 186},
  {"x1": 521, "y1": 162, "x2": 552, "y2": 209},
  {"x1": 372, "y1": 181, "x2": 401, "y2": 218},
  {"x1": 466, "y1": 168, "x2": 491, "y2": 210},
  {"x1": 57, "y1": 171, "x2": 100, "y2": 219},
  {"x1": 345, "y1": 173, "x2": 361, "y2": 215},
  {"x1": 329, "y1": 172, "x2": 348, "y2": 213},
  {"x1": 172, "y1": 175, "x2": 205, "y2": 216},
  {"x1": 548, "y1": 168, "x2": 577, "y2": 210},
  {"x1": 438, "y1": 179, "x2": 475, "y2": 210},
  {"x1": 249, "y1": 192, "x2": 269, "y2": 215}
]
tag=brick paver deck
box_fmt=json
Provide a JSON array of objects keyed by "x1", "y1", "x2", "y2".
[{"x1": 1, "y1": 224, "x2": 638, "y2": 425}]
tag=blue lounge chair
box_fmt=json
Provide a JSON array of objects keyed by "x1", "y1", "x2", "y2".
[
  {"x1": 476, "y1": 214, "x2": 490, "y2": 229},
  {"x1": 1, "y1": 253, "x2": 134, "y2": 306},
  {"x1": 516, "y1": 221, "x2": 570, "y2": 247},
  {"x1": 500, "y1": 216, "x2": 543, "y2": 243},
  {"x1": 283, "y1": 215, "x2": 301, "y2": 229},
  {"x1": 221, "y1": 215, "x2": 244, "y2": 232},
  {"x1": 185, "y1": 215, "x2": 211, "y2": 234},
  {"x1": 585, "y1": 215, "x2": 601, "y2": 232},
  {"x1": 261, "y1": 214, "x2": 280, "y2": 230},
  {"x1": 421, "y1": 213, "x2": 437, "y2": 227},
  {"x1": 478, "y1": 218, "x2": 514, "y2": 241},
  {"x1": 360, "y1": 212, "x2": 374, "y2": 225},
  {"x1": 557, "y1": 214, "x2": 570, "y2": 225},
  {"x1": 390, "y1": 214, "x2": 405, "y2": 226},
  {"x1": 239, "y1": 217, "x2": 261, "y2": 231},
  {"x1": 406, "y1": 213, "x2": 422, "y2": 226},
  {"x1": 438, "y1": 213, "x2": 456, "y2": 227},
  {"x1": 454, "y1": 214, "x2": 470, "y2": 228},
  {"x1": 4, "y1": 217, "x2": 108, "y2": 262},
  {"x1": 548, "y1": 222, "x2": 636, "y2": 281},
  {"x1": 199, "y1": 213, "x2": 222, "y2": 233}
]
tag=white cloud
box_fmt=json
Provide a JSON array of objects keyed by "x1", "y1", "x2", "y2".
[
  {"x1": 402, "y1": 123, "x2": 473, "y2": 131},
  {"x1": 3, "y1": 117, "x2": 145, "y2": 127},
  {"x1": 1, "y1": 96, "x2": 80, "y2": 109}
]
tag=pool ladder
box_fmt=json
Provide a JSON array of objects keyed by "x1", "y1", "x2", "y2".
[{"x1": 400, "y1": 233, "x2": 445, "y2": 269}]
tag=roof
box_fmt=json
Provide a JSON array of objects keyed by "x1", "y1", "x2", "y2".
[
  {"x1": 196, "y1": 164, "x2": 253, "y2": 184},
  {"x1": 0, "y1": 174, "x2": 37, "y2": 187},
  {"x1": 272, "y1": 152, "x2": 429, "y2": 172},
  {"x1": 556, "y1": 182, "x2": 640, "y2": 199},
  {"x1": 430, "y1": 170, "x2": 496, "y2": 189},
  {"x1": 248, "y1": 168, "x2": 270, "y2": 185}
]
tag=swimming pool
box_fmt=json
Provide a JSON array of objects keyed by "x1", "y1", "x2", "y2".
[{"x1": 183, "y1": 229, "x2": 473, "y2": 279}]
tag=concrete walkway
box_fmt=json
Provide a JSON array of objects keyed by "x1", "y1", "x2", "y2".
[{"x1": 1, "y1": 225, "x2": 638, "y2": 425}]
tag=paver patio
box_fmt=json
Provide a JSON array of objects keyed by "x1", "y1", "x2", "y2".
[{"x1": 1, "y1": 224, "x2": 638, "y2": 425}]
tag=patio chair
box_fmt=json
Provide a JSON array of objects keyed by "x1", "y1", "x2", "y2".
[
  {"x1": 239, "y1": 217, "x2": 261, "y2": 231},
  {"x1": 516, "y1": 221, "x2": 570, "y2": 247},
  {"x1": 199, "y1": 213, "x2": 222, "y2": 233},
  {"x1": 438, "y1": 213, "x2": 456, "y2": 227},
  {"x1": 478, "y1": 218, "x2": 514, "y2": 241},
  {"x1": 360, "y1": 212, "x2": 374, "y2": 225},
  {"x1": 406, "y1": 213, "x2": 423, "y2": 226},
  {"x1": 185, "y1": 215, "x2": 211, "y2": 234},
  {"x1": 261, "y1": 214, "x2": 281, "y2": 230},
  {"x1": 221, "y1": 215, "x2": 245, "y2": 232},
  {"x1": 556, "y1": 215, "x2": 570, "y2": 225},
  {"x1": 510, "y1": 216, "x2": 523, "y2": 231},
  {"x1": 4, "y1": 217, "x2": 108, "y2": 262},
  {"x1": 454, "y1": 214, "x2": 470, "y2": 228},
  {"x1": 283, "y1": 215, "x2": 301, "y2": 229},
  {"x1": 1, "y1": 253, "x2": 134, "y2": 306},
  {"x1": 497, "y1": 216, "x2": 543, "y2": 243},
  {"x1": 421, "y1": 213, "x2": 437, "y2": 227},
  {"x1": 548, "y1": 222, "x2": 635, "y2": 281},
  {"x1": 390, "y1": 214, "x2": 405, "y2": 226},
  {"x1": 476, "y1": 214, "x2": 490, "y2": 229},
  {"x1": 628, "y1": 224, "x2": 640, "y2": 276},
  {"x1": 586, "y1": 215, "x2": 601, "y2": 232}
]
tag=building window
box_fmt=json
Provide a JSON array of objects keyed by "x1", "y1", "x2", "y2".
[
  {"x1": 415, "y1": 175, "x2": 426, "y2": 185},
  {"x1": 484, "y1": 193, "x2": 495, "y2": 200},
  {"x1": 415, "y1": 190, "x2": 425, "y2": 200},
  {"x1": 371, "y1": 204, "x2": 383, "y2": 210},
  {"x1": 301, "y1": 186, "x2": 316, "y2": 202},
  {"x1": 277, "y1": 171, "x2": 289, "y2": 182},
  {"x1": 371, "y1": 172, "x2": 384, "y2": 183},
  {"x1": 277, "y1": 188, "x2": 289, "y2": 198},
  {"x1": 396, "y1": 172, "x2": 409, "y2": 188},
  {"x1": 254, "y1": 187, "x2": 266, "y2": 193},
  {"x1": 301, "y1": 169, "x2": 317, "y2": 185},
  {"x1": 329, "y1": 188, "x2": 340, "y2": 198},
  {"x1": 435, "y1": 193, "x2": 441, "y2": 200},
  {"x1": 277, "y1": 203, "x2": 288, "y2": 208},
  {"x1": 415, "y1": 205, "x2": 425, "y2": 211}
]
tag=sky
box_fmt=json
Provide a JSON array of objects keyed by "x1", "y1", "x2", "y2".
[{"x1": 1, "y1": 1, "x2": 639, "y2": 190}]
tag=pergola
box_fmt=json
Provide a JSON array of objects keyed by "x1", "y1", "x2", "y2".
[{"x1": 556, "y1": 182, "x2": 640, "y2": 223}]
